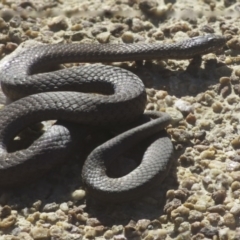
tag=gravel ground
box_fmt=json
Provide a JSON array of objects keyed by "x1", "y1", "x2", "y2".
[{"x1": 0, "y1": 0, "x2": 240, "y2": 239}]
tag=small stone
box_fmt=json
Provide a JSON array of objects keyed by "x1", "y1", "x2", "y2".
[
  {"x1": 212, "y1": 101, "x2": 223, "y2": 113},
  {"x1": 91, "y1": 26, "x2": 107, "y2": 36},
  {"x1": 221, "y1": 85, "x2": 231, "y2": 98},
  {"x1": 121, "y1": 31, "x2": 134, "y2": 43},
  {"x1": 124, "y1": 224, "x2": 140, "y2": 238},
  {"x1": 71, "y1": 189, "x2": 86, "y2": 201},
  {"x1": 0, "y1": 8, "x2": 15, "y2": 22},
  {"x1": 191, "y1": 222, "x2": 202, "y2": 234},
  {"x1": 174, "y1": 99, "x2": 193, "y2": 114},
  {"x1": 171, "y1": 206, "x2": 189, "y2": 222},
  {"x1": 188, "y1": 210, "x2": 204, "y2": 222},
  {"x1": 49, "y1": 225, "x2": 63, "y2": 238},
  {"x1": 191, "y1": 233, "x2": 205, "y2": 240},
  {"x1": 104, "y1": 230, "x2": 114, "y2": 239},
  {"x1": 59, "y1": 203, "x2": 69, "y2": 213},
  {"x1": 136, "y1": 219, "x2": 150, "y2": 231},
  {"x1": 46, "y1": 212, "x2": 58, "y2": 223},
  {"x1": 235, "y1": 68, "x2": 240, "y2": 77},
  {"x1": 86, "y1": 218, "x2": 101, "y2": 227},
  {"x1": 0, "y1": 18, "x2": 8, "y2": 30},
  {"x1": 146, "y1": 102, "x2": 158, "y2": 111},
  {"x1": 231, "y1": 181, "x2": 240, "y2": 191},
  {"x1": 165, "y1": 108, "x2": 183, "y2": 125},
  {"x1": 155, "y1": 90, "x2": 168, "y2": 100},
  {"x1": 230, "y1": 204, "x2": 240, "y2": 216},
  {"x1": 48, "y1": 16, "x2": 68, "y2": 32},
  {"x1": 219, "y1": 76, "x2": 230, "y2": 85},
  {"x1": 110, "y1": 23, "x2": 128, "y2": 37},
  {"x1": 231, "y1": 169, "x2": 240, "y2": 180},
  {"x1": 223, "y1": 212, "x2": 236, "y2": 228},
  {"x1": 164, "y1": 198, "x2": 181, "y2": 214},
  {"x1": 186, "y1": 113, "x2": 196, "y2": 125},
  {"x1": 145, "y1": 229, "x2": 167, "y2": 240},
  {"x1": 30, "y1": 226, "x2": 49, "y2": 239},
  {"x1": 200, "y1": 149, "x2": 215, "y2": 159},
  {"x1": 131, "y1": 18, "x2": 145, "y2": 32},
  {"x1": 165, "y1": 95, "x2": 173, "y2": 106},
  {"x1": 0, "y1": 215, "x2": 16, "y2": 229},
  {"x1": 231, "y1": 137, "x2": 240, "y2": 149},
  {"x1": 207, "y1": 213, "x2": 221, "y2": 225},
  {"x1": 181, "y1": 178, "x2": 195, "y2": 189},
  {"x1": 84, "y1": 228, "x2": 96, "y2": 239},
  {"x1": 9, "y1": 16, "x2": 21, "y2": 28},
  {"x1": 139, "y1": 0, "x2": 158, "y2": 13},
  {"x1": 42, "y1": 202, "x2": 59, "y2": 212},
  {"x1": 171, "y1": 129, "x2": 192, "y2": 143},
  {"x1": 71, "y1": 31, "x2": 86, "y2": 41},
  {"x1": 25, "y1": 29, "x2": 39, "y2": 38},
  {"x1": 152, "y1": 30, "x2": 164, "y2": 40},
  {"x1": 218, "y1": 228, "x2": 229, "y2": 240},
  {"x1": 212, "y1": 190, "x2": 226, "y2": 204},
  {"x1": 0, "y1": 205, "x2": 11, "y2": 218},
  {"x1": 71, "y1": 24, "x2": 83, "y2": 31},
  {"x1": 227, "y1": 37, "x2": 240, "y2": 50},
  {"x1": 208, "y1": 205, "x2": 226, "y2": 215},
  {"x1": 200, "y1": 226, "x2": 218, "y2": 238},
  {"x1": 153, "y1": 4, "x2": 172, "y2": 18},
  {"x1": 96, "y1": 32, "x2": 110, "y2": 43},
  {"x1": 5, "y1": 42, "x2": 18, "y2": 52},
  {"x1": 112, "y1": 225, "x2": 124, "y2": 235}
]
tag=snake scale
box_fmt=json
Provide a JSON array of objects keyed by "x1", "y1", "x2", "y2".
[{"x1": 0, "y1": 34, "x2": 226, "y2": 202}]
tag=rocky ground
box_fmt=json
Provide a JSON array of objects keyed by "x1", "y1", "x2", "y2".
[{"x1": 0, "y1": 0, "x2": 240, "y2": 239}]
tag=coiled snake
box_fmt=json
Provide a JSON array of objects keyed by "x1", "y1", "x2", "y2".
[{"x1": 0, "y1": 34, "x2": 226, "y2": 202}]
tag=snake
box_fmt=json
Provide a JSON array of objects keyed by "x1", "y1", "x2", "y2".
[{"x1": 0, "y1": 34, "x2": 226, "y2": 202}]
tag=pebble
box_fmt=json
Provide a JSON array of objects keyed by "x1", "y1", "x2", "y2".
[
  {"x1": 49, "y1": 225, "x2": 63, "y2": 238},
  {"x1": 191, "y1": 221, "x2": 202, "y2": 234},
  {"x1": 138, "y1": 0, "x2": 158, "y2": 13},
  {"x1": 230, "y1": 204, "x2": 240, "y2": 216},
  {"x1": 152, "y1": 30, "x2": 164, "y2": 40},
  {"x1": 231, "y1": 137, "x2": 240, "y2": 149},
  {"x1": 104, "y1": 230, "x2": 114, "y2": 239},
  {"x1": 30, "y1": 226, "x2": 50, "y2": 239},
  {"x1": 212, "y1": 101, "x2": 223, "y2": 113},
  {"x1": 48, "y1": 16, "x2": 68, "y2": 32},
  {"x1": 131, "y1": 18, "x2": 145, "y2": 32},
  {"x1": 174, "y1": 99, "x2": 193, "y2": 114},
  {"x1": 188, "y1": 210, "x2": 204, "y2": 222},
  {"x1": 121, "y1": 31, "x2": 134, "y2": 43},
  {"x1": 212, "y1": 190, "x2": 226, "y2": 204},
  {"x1": 71, "y1": 189, "x2": 86, "y2": 201},
  {"x1": 110, "y1": 23, "x2": 128, "y2": 37},
  {"x1": 219, "y1": 76, "x2": 230, "y2": 85},
  {"x1": 59, "y1": 203, "x2": 69, "y2": 213},
  {"x1": 0, "y1": 206, "x2": 11, "y2": 218},
  {"x1": 231, "y1": 181, "x2": 240, "y2": 191},
  {"x1": 223, "y1": 212, "x2": 236, "y2": 228},
  {"x1": 199, "y1": 226, "x2": 218, "y2": 238},
  {"x1": 0, "y1": 215, "x2": 16, "y2": 229},
  {"x1": 42, "y1": 202, "x2": 59, "y2": 212},
  {"x1": 96, "y1": 32, "x2": 110, "y2": 43},
  {"x1": 207, "y1": 213, "x2": 221, "y2": 225},
  {"x1": 165, "y1": 108, "x2": 184, "y2": 125},
  {"x1": 144, "y1": 229, "x2": 167, "y2": 240},
  {"x1": 0, "y1": 8, "x2": 15, "y2": 22}
]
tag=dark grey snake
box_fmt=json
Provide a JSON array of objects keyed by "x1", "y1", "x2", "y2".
[{"x1": 0, "y1": 34, "x2": 226, "y2": 202}]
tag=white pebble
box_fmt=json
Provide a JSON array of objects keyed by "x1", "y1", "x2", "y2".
[{"x1": 71, "y1": 189, "x2": 86, "y2": 201}]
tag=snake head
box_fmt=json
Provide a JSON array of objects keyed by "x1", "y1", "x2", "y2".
[{"x1": 190, "y1": 34, "x2": 226, "y2": 54}]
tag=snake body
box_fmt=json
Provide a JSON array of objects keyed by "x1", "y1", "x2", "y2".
[{"x1": 0, "y1": 34, "x2": 226, "y2": 202}]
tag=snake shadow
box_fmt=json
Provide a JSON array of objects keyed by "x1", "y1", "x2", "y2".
[{"x1": 131, "y1": 55, "x2": 232, "y2": 97}]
